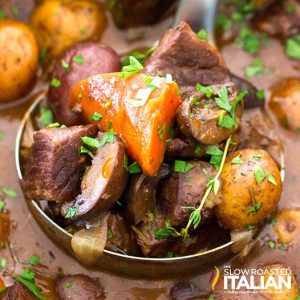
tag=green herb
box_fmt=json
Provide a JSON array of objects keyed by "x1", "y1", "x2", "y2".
[
  {"x1": 174, "y1": 160, "x2": 194, "y2": 173},
  {"x1": 253, "y1": 153, "x2": 262, "y2": 159},
  {"x1": 107, "y1": 229, "x2": 114, "y2": 240},
  {"x1": 0, "y1": 130, "x2": 3, "y2": 141},
  {"x1": 22, "y1": 269, "x2": 36, "y2": 282},
  {"x1": 72, "y1": 55, "x2": 84, "y2": 64},
  {"x1": 65, "y1": 208, "x2": 77, "y2": 219},
  {"x1": 194, "y1": 145, "x2": 201, "y2": 155},
  {"x1": 123, "y1": 156, "x2": 141, "y2": 174},
  {"x1": 91, "y1": 112, "x2": 102, "y2": 121},
  {"x1": 155, "y1": 220, "x2": 181, "y2": 239},
  {"x1": 47, "y1": 122, "x2": 61, "y2": 128},
  {"x1": 0, "y1": 200, "x2": 6, "y2": 212},
  {"x1": 254, "y1": 167, "x2": 266, "y2": 184},
  {"x1": 39, "y1": 47, "x2": 48, "y2": 63},
  {"x1": 208, "y1": 294, "x2": 215, "y2": 300},
  {"x1": 216, "y1": 15, "x2": 232, "y2": 31},
  {"x1": 50, "y1": 78, "x2": 61, "y2": 88},
  {"x1": 79, "y1": 146, "x2": 91, "y2": 154},
  {"x1": 285, "y1": 35, "x2": 300, "y2": 59},
  {"x1": 81, "y1": 136, "x2": 100, "y2": 149},
  {"x1": 237, "y1": 27, "x2": 261, "y2": 54},
  {"x1": 121, "y1": 56, "x2": 144, "y2": 78},
  {"x1": 218, "y1": 113, "x2": 235, "y2": 129},
  {"x1": 122, "y1": 51, "x2": 145, "y2": 66},
  {"x1": 99, "y1": 131, "x2": 115, "y2": 147},
  {"x1": 231, "y1": 155, "x2": 244, "y2": 165},
  {"x1": 0, "y1": 258, "x2": 7, "y2": 270},
  {"x1": 2, "y1": 187, "x2": 17, "y2": 198},
  {"x1": 28, "y1": 255, "x2": 40, "y2": 266},
  {"x1": 61, "y1": 59, "x2": 70, "y2": 71},
  {"x1": 196, "y1": 83, "x2": 213, "y2": 99},
  {"x1": 192, "y1": 96, "x2": 200, "y2": 106},
  {"x1": 206, "y1": 146, "x2": 224, "y2": 169},
  {"x1": 215, "y1": 86, "x2": 231, "y2": 112},
  {"x1": 267, "y1": 173, "x2": 277, "y2": 185},
  {"x1": 38, "y1": 108, "x2": 54, "y2": 128},
  {"x1": 244, "y1": 58, "x2": 267, "y2": 77},
  {"x1": 278, "y1": 244, "x2": 286, "y2": 251},
  {"x1": 267, "y1": 240, "x2": 276, "y2": 249},
  {"x1": 157, "y1": 122, "x2": 166, "y2": 140},
  {"x1": 247, "y1": 224, "x2": 256, "y2": 230},
  {"x1": 247, "y1": 202, "x2": 262, "y2": 215},
  {"x1": 256, "y1": 89, "x2": 265, "y2": 101},
  {"x1": 65, "y1": 281, "x2": 72, "y2": 288},
  {"x1": 197, "y1": 29, "x2": 208, "y2": 40},
  {"x1": 77, "y1": 92, "x2": 82, "y2": 99},
  {"x1": 0, "y1": 10, "x2": 5, "y2": 19},
  {"x1": 13, "y1": 275, "x2": 46, "y2": 300},
  {"x1": 269, "y1": 215, "x2": 277, "y2": 226}
]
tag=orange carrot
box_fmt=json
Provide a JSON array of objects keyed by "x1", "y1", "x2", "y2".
[{"x1": 70, "y1": 73, "x2": 181, "y2": 176}]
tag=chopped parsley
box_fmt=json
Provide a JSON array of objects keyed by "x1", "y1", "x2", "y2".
[
  {"x1": 254, "y1": 167, "x2": 266, "y2": 184},
  {"x1": 28, "y1": 255, "x2": 40, "y2": 266},
  {"x1": 107, "y1": 229, "x2": 114, "y2": 240},
  {"x1": 81, "y1": 136, "x2": 100, "y2": 149},
  {"x1": 123, "y1": 156, "x2": 141, "y2": 174},
  {"x1": 244, "y1": 58, "x2": 268, "y2": 77},
  {"x1": 247, "y1": 202, "x2": 262, "y2": 215},
  {"x1": 256, "y1": 89, "x2": 265, "y2": 101},
  {"x1": 22, "y1": 268, "x2": 36, "y2": 281},
  {"x1": 174, "y1": 160, "x2": 194, "y2": 173},
  {"x1": 2, "y1": 187, "x2": 17, "y2": 198},
  {"x1": 237, "y1": 27, "x2": 262, "y2": 55},
  {"x1": 38, "y1": 108, "x2": 54, "y2": 128},
  {"x1": 91, "y1": 112, "x2": 102, "y2": 121},
  {"x1": 0, "y1": 130, "x2": 3, "y2": 141},
  {"x1": 155, "y1": 220, "x2": 181, "y2": 239},
  {"x1": 197, "y1": 29, "x2": 208, "y2": 40},
  {"x1": 65, "y1": 207, "x2": 78, "y2": 219},
  {"x1": 267, "y1": 173, "x2": 277, "y2": 185},
  {"x1": 0, "y1": 258, "x2": 7, "y2": 270},
  {"x1": 247, "y1": 224, "x2": 256, "y2": 231},
  {"x1": 121, "y1": 56, "x2": 143, "y2": 78},
  {"x1": 285, "y1": 35, "x2": 300, "y2": 60},
  {"x1": 231, "y1": 155, "x2": 244, "y2": 165},
  {"x1": 194, "y1": 145, "x2": 201, "y2": 155},
  {"x1": 72, "y1": 55, "x2": 84, "y2": 64},
  {"x1": 192, "y1": 96, "x2": 200, "y2": 106},
  {"x1": 39, "y1": 47, "x2": 48, "y2": 63},
  {"x1": 50, "y1": 78, "x2": 61, "y2": 88},
  {"x1": 0, "y1": 200, "x2": 5, "y2": 212},
  {"x1": 196, "y1": 83, "x2": 213, "y2": 99},
  {"x1": 99, "y1": 131, "x2": 115, "y2": 147},
  {"x1": 65, "y1": 281, "x2": 72, "y2": 288},
  {"x1": 267, "y1": 240, "x2": 276, "y2": 249},
  {"x1": 61, "y1": 59, "x2": 70, "y2": 71},
  {"x1": 157, "y1": 122, "x2": 166, "y2": 140},
  {"x1": 206, "y1": 146, "x2": 224, "y2": 169}
]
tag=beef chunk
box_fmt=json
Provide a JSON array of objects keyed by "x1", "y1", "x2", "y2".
[
  {"x1": 55, "y1": 275, "x2": 104, "y2": 300},
  {"x1": 145, "y1": 21, "x2": 230, "y2": 89},
  {"x1": 124, "y1": 164, "x2": 171, "y2": 225},
  {"x1": 1, "y1": 282, "x2": 38, "y2": 300},
  {"x1": 110, "y1": 0, "x2": 178, "y2": 28},
  {"x1": 254, "y1": 0, "x2": 300, "y2": 40},
  {"x1": 160, "y1": 162, "x2": 217, "y2": 228},
  {"x1": 61, "y1": 133, "x2": 128, "y2": 220},
  {"x1": 23, "y1": 125, "x2": 98, "y2": 203},
  {"x1": 176, "y1": 83, "x2": 242, "y2": 145},
  {"x1": 105, "y1": 213, "x2": 138, "y2": 255}
]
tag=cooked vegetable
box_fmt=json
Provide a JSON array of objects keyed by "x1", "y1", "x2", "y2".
[
  {"x1": 48, "y1": 42, "x2": 121, "y2": 126},
  {"x1": 0, "y1": 19, "x2": 38, "y2": 102},
  {"x1": 61, "y1": 133, "x2": 128, "y2": 220},
  {"x1": 269, "y1": 77, "x2": 300, "y2": 132},
  {"x1": 275, "y1": 208, "x2": 300, "y2": 244},
  {"x1": 215, "y1": 149, "x2": 282, "y2": 230},
  {"x1": 70, "y1": 72, "x2": 181, "y2": 176},
  {"x1": 30, "y1": 0, "x2": 106, "y2": 59}
]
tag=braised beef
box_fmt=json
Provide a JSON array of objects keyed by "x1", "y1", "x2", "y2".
[
  {"x1": 55, "y1": 274, "x2": 104, "y2": 300},
  {"x1": 145, "y1": 21, "x2": 230, "y2": 89},
  {"x1": 23, "y1": 125, "x2": 98, "y2": 203},
  {"x1": 105, "y1": 213, "x2": 138, "y2": 255},
  {"x1": 0, "y1": 282, "x2": 38, "y2": 300},
  {"x1": 61, "y1": 133, "x2": 128, "y2": 220},
  {"x1": 159, "y1": 162, "x2": 217, "y2": 228},
  {"x1": 109, "y1": 0, "x2": 178, "y2": 28},
  {"x1": 124, "y1": 164, "x2": 171, "y2": 225}
]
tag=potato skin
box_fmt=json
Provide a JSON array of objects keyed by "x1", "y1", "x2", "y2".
[
  {"x1": 0, "y1": 19, "x2": 38, "y2": 102},
  {"x1": 30, "y1": 0, "x2": 106, "y2": 59},
  {"x1": 215, "y1": 149, "x2": 282, "y2": 230},
  {"x1": 49, "y1": 43, "x2": 121, "y2": 126}
]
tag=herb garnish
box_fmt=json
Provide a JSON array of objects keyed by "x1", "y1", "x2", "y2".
[
  {"x1": 247, "y1": 201, "x2": 262, "y2": 215},
  {"x1": 91, "y1": 112, "x2": 102, "y2": 121},
  {"x1": 61, "y1": 59, "x2": 70, "y2": 71},
  {"x1": 174, "y1": 160, "x2": 194, "y2": 174},
  {"x1": 196, "y1": 83, "x2": 213, "y2": 99},
  {"x1": 65, "y1": 207, "x2": 77, "y2": 219},
  {"x1": 0, "y1": 200, "x2": 5, "y2": 212},
  {"x1": 22, "y1": 268, "x2": 36, "y2": 281},
  {"x1": 285, "y1": 35, "x2": 300, "y2": 60},
  {"x1": 28, "y1": 255, "x2": 40, "y2": 266},
  {"x1": 256, "y1": 89, "x2": 265, "y2": 101},
  {"x1": 231, "y1": 155, "x2": 244, "y2": 165},
  {"x1": 38, "y1": 108, "x2": 54, "y2": 128},
  {"x1": 124, "y1": 156, "x2": 141, "y2": 174},
  {"x1": 0, "y1": 130, "x2": 3, "y2": 141},
  {"x1": 81, "y1": 136, "x2": 100, "y2": 149},
  {"x1": 197, "y1": 29, "x2": 208, "y2": 40},
  {"x1": 244, "y1": 58, "x2": 269, "y2": 77},
  {"x1": 155, "y1": 220, "x2": 181, "y2": 239},
  {"x1": 0, "y1": 258, "x2": 7, "y2": 270},
  {"x1": 99, "y1": 131, "x2": 115, "y2": 147},
  {"x1": 2, "y1": 187, "x2": 17, "y2": 198},
  {"x1": 157, "y1": 122, "x2": 166, "y2": 140},
  {"x1": 267, "y1": 240, "x2": 276, "y2": 249},
  {"x1": 72, "y1": 55, "x2": 84, "y2": 64},
  {"x1": 107, "y1": 229, "x2": 114, "y2": 240},
  {"x1": 121, "y1": 56, "x2": 143, "y2": 78},
  {"x1": 50, "y1": 78, "x2": 61, "y2": 88}
]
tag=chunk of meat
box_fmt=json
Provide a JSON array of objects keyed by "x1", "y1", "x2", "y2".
[
  {"x1": 159, "y1": 161, "x2": 217, "y2": 228},
  {"x1": 55, "y1": 275, "x2": 104, "y2": 300},
  {"x1": 23, "y1": 125, "x2": 98, "y2": 203},
  {"x1": 70, "y1": 72, "x2": 181, "y2": 176},
  {"x1": 176, "y1": 83, "x2": 242, "y2": 145},
  {"x1": 49, "y1": 43, "x2": 121, "y2": 126},
  {"x1": 1, "y1": 282, "x2": 38, "y2": 300},
  {"x1": 124, "y1": 163, "x2": 172, "y2": 225},
  {"x1": 61, "y1": 133, "x2": 128, "y2": 220},
  {"x1": 145, "y1": 21, "x2": 229, "y2": 89},
  {"x1": 105, "y1": 213, "x2": 138, "y2": 255},
  {"x1": 110, "y1": 0, "x2": 178, "y2": 28}
]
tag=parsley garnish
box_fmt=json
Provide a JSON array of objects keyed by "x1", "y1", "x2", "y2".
[
  {"x1": 194, "y1": 145, "x2": 201, "y2": 155},
  {"x1": 0, "y1": 10, "x2": 5, "y2": 19},
  {"x1": 72, "y1": 55, "x2": 84, "y2": 64},
  {"x1": 91, "y1": 112, "x2": 102, "y2": 121},
  {"x1": 50, "y1": 78, "x2": 61, "y2": 88},
  {"x1": 285, "y1": 35, "x2": 300, "y2": 60},
  {"x1": 28, "y1": 255, "x2": 40, "y2": 266},
  {"x1": 121, "y1": 56, "x2": 143, "y2": 78},
  {"x1": 38, "y1": 108, "x2": 54, "y2": 128},
  {"x1": 256, "y1": 89, "x2": 265, "y2": 101},
  {"x1": 197, "y1": 29, "x2": 208, "y2": 40},
  {"x1": 155, "y1": 220, "x2": 181, "y2": 239},
  {"x1": 157, "y1": 122, "x2": 166, "y2": 140},
  {"x1": 231, "y1": 155, "x2": 244, "y2": 165},
  {"x1": 196, "y1": 83, "x2": 213, "y2": 98},
  {"x1": 174, "y1": 160, "x2": 194, "y2": 173},
  {"x1": 107, "y1": 229, "x2": 114, "y2": 240},
  {"x1": 267, "y1": 240, "x2": 276, "y2": 249},
  {"x1": 244, "y1": 58, "x2": 268, "y2": 77},
  {"x1": 123, "y1": 156, "x2": 141, "y2": 174},
  {"x1": 0, "y1": 258, "x2": 7, "y2": 270},
  {"x1": 247, "y1": 202, "x2": 262, "y2": 215},
  {"x1": 65, "y1": 207, "x2": 77, "y2": 219},
  {"x1": 0, "y1": 200, "x2": 6, "y2": 212},
  {"x1": 61, "y1": 59, "x2": 70, "y2": 71},
  {"x1": 81, "y1": 136, "x2": 100, "y2": 149},
  {"x1": 254, "y1": 167, "x2": 266, "y2": 184},
  {"x1": 0, "y1": 130, "x2": 3, "y2": 141},
  {"x1": 99, "y1": 131, "x2": 115, "y2": 147},
  {"x1": 2, "y1": 187, "x2": 17, "y2": 198},
  {"x1": 22, "y1": 268, "x2": 36, "y2": 281}
]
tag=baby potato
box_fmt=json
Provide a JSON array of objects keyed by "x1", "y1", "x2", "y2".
[
  {"x1": 0, "y1": 213, "x2": 10, "y2": 245},
  {"x1": 215, "y1": 149, "x2": 282, "y2": 230},
  {"x1": 275, "y1": 208, "x2": 300, "y2": 244},
  {"x1": 30, "y1": 0, "x2": 106, "y2": 59},
  {"x1": 0, "y1": 19, "x2": 38, "y2": 103},
  {"x1": 269, "y1": 78, "x2": 300, "y2": 132},
  {"x1": 260, "y1": 264, "x2": 299, "y2": 300}
]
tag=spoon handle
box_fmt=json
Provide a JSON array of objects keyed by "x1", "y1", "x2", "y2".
[{"x1": 173, "y1": 0, "x2": 219, "y2": 43}]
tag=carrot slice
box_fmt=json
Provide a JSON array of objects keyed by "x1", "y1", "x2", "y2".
[{"x1": 70, "y1": 72, "x2": 181, "y2": 176}]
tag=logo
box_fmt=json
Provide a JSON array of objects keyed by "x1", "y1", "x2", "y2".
[{"x1": 210, "y1": 266, "x2": 221, "y2": 291}]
